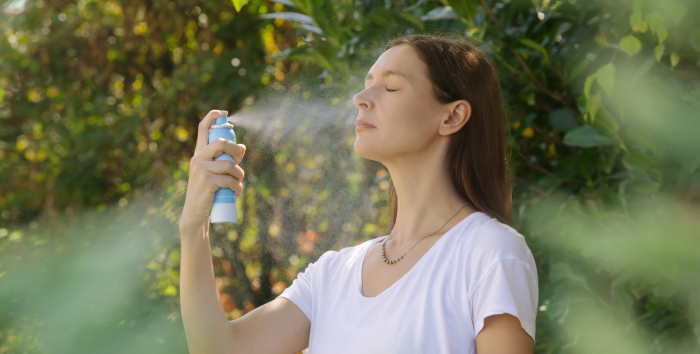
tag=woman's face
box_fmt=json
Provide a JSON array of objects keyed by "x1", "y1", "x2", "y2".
[{"x1": 352, "y1": 44, "x2": 454, "y2": 165}]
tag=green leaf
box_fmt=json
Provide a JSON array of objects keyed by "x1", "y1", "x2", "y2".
[
  {"x1": 654, "y1": 45, "x2": 665, "y2": 61},
  {"x1": 269, "y1": 46, "x2": 314, "y2": 61},
  {"x1": 644, "y1": 11, "x2": 665, "y2": 34},
  {"x1": 595, "y1": 63, "x2": 615, "y2": 96},
  {"x1": 421, "y1": 6, "x2": 458, "y2": 21},
  {"x1": 620, "y1": 35, "x2": 642, "y2": 56},
  {"x1": 633, "y1": 20, "x2": 648, "y2": 33},
  {"x1": 259, "y1": 12, "x2": 316, "y2": 25},
  {"x1": 630, "y1": 10, "x2": 642, "y2": 27},
  {"x1": 670, "y1": 52, "x2": 680, "y2": 68},
  {"x1": 300, "y1": 24, "x2": 324, "y2": 35},
  {"x1": 519, "y1": 38, "x2": 550, "y2": 65},
  {"x1": 270, "y1": 0, "x2": 297, "y2": 8},
  {"x1": 526, "y1": 91, "x2": 535, "y2": 106},
  {"x1": 563, "y1": 125, "x2": 617, "y2": 147},
  {"x1": 657, "y1": 26, "x2": 668, "y2": 45},
  {"x1": 232, "y1": 0, "x2": 250, "y2": 12},
  {"x1": 549, "y1": 109, "x2": 578, "y2": 132},
  {"x1": 630, "y1": 3, "x2": 647, "y2": 33}
]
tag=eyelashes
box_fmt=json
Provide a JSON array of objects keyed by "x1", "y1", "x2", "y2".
[{"x1": 362, "y1": 85, "x2": 397, "y2": 92}]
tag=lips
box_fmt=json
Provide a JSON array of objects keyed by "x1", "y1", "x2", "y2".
[{"x1": 355, "y1": 119, "x2": 375, "y2": 128}]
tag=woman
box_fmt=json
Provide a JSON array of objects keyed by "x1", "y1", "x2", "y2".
[{"x1": 179, "y1": 34, "x2": 538, "y2": 354}]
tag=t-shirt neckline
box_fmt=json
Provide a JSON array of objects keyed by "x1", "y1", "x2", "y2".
[{"x1": 355, "y1": 210, "x2": 485, "y2": 300}]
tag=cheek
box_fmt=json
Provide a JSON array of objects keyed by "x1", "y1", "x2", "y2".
[
  {"x1": 361, "y1": 110, "x2": 433, "y2": 153},
  {"x1": 388, "y1": 98, "x2": 434, "y2": 136},
  {"x1": 392, "y1": 102, "x2": 442, "y2": 147},
  {"x1": 385, "y1": 91, "x2": 427, "y2": 122}
]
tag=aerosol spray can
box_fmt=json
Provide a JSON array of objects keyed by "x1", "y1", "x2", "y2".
[{"x1": 208, "y1": 113, "x2": 238, "y2": 223}]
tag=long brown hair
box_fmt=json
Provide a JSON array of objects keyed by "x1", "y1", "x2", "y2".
[{"x1": 384, "y1": 33, "x2": 514, "y2": 228}]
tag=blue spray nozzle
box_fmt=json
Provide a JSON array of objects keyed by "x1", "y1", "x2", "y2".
[{"x1": 215, "y1": 116, "x2": 228, "y2": 125}]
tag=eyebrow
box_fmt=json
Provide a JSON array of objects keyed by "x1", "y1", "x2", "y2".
[{"x1": 364, "y1": 70, "x2": 411, "y2": 83}]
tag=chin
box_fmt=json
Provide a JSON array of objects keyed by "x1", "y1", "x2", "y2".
[{"x1": 353, "y1": 139, "x2": 381, "y2": 162}]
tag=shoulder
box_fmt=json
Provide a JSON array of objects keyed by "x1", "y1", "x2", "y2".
[
  {"x1": 305, "y1": 236, "x2": 383, "y2": 273},
  {"x1": 456, "y1": 213, "x2": 537, "y2": 287},
  {"x1": 469, "y1": 215, "x2": 533, "y2": 263}
]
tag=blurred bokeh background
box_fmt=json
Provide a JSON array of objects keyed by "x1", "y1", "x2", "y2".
[{"x1": 1, "y1": 0, "x2": 699, "y2": 352}]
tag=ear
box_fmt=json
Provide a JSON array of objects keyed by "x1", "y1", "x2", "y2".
[{"x1": 439, "y1": 100, "x2": 472, "y2": 136}]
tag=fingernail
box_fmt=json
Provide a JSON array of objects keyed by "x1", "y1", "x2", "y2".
[{"x1": 220, "y1": 110, "x2": 228, "y2": 115}]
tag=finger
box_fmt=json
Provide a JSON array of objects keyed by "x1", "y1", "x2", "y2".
[
  {"x1": 195, "y1": 110, "x2": 228, "y2": 154},
  {"x1": 201, "y1": 160, "x2": 245, "y2": 182},
  {"x1": 210, "y1": 173, "x2": 243, "y2": 197},
  {"x1": 199, "y1": 138, "x2": 244, "y2": 164}
]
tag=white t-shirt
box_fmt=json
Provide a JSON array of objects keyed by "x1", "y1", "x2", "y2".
[{"x1": 277, "y1": 210, "x2": 538, "y2": 354}]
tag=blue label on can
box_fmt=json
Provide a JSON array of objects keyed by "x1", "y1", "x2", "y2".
[{"x1": 209, "y1": 125, "x2": 238, "y2": 204}]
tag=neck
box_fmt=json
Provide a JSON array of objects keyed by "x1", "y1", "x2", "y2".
[{"x1": 383, "y1": 148, "x2": 476, "y2": 249}]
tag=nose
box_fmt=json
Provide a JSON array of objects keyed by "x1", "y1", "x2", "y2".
[{"x1": 353, "y1": 89, "x2": 372, "y2": 110}]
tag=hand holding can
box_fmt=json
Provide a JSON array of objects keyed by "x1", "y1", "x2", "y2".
[{"x1": 179, "y1": 110, "x2": 246, "y2": 233}]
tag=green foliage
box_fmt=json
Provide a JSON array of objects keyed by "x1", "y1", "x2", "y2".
[
  {"x1": 621, "y1": 35, "x2": 642, "y2": 56},
  {"x1": 0, "y1": 0, "x2": 268, "y2": 221}
]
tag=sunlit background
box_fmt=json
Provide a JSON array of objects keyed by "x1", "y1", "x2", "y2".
[{"x1": 1, "y1": 0, "x2": 699, "y2": 352}]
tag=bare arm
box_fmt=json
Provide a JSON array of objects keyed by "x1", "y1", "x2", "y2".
[
  {"x1": 229, "y1": 296, "x2": 311, "y2": 353},
  {"x1": 475, "y1": 313, "x2": 534, "y2": 354},
  {"x1": 180, "y1": 221, "x2": 237, "y2": 354}
]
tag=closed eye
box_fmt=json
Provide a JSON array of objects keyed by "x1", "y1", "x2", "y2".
[{"x1": 386, "y1": 89, "x2": 397, "y2": 92}]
